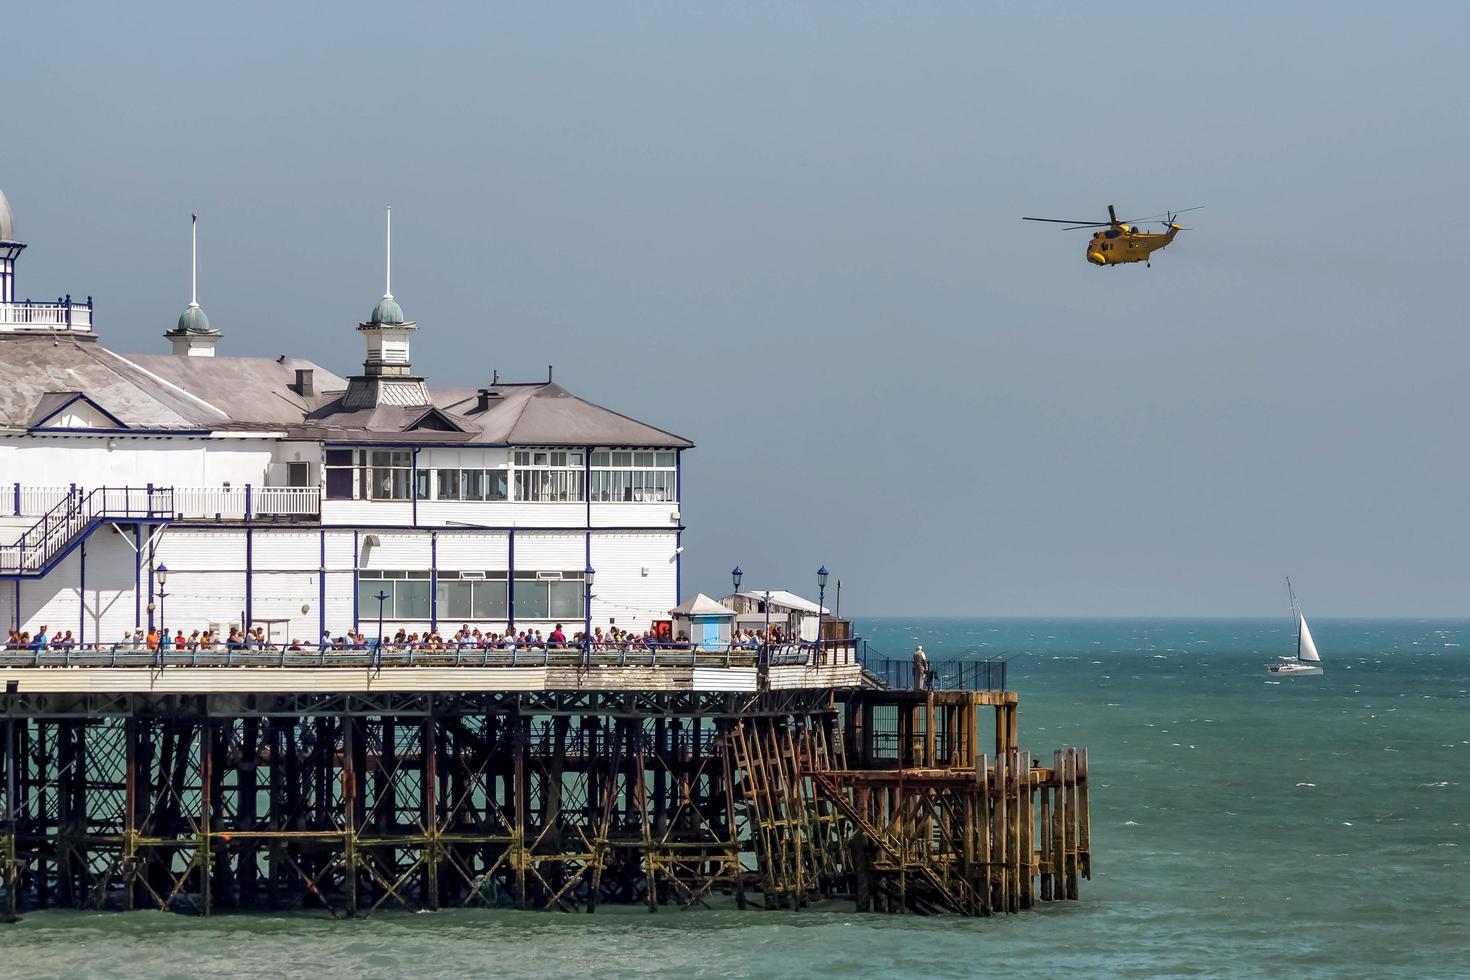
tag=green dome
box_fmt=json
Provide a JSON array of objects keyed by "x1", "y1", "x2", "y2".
[
  {"x1": 176, "y1": 303, "x2": 212, "y2": 334},
  {"x1": 370, "y1": 295, "x2": 405, "y2": 325}
]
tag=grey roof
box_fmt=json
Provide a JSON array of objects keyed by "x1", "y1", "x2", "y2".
[
  {"x1": 670, "y1": 594, "x2": 736, "y2": 617},
  {"x1": 126, "y1": 352, "x2": 347, "y2": 427},
  {"x1": 0, "y1": 334, "x2": 692, "y2": 447},
  {"x1": 0, "y1": 337, "x2": 206, "y2": 429},
  {"x1": 304, "y1": 382, "x2": 692, "y2": 446},
  {"x1": 434, "y1": 382, "x2": 693, "y2": 447},
  {"x1": 0, "y1": 187, "x2": 14, "y2": 242}
]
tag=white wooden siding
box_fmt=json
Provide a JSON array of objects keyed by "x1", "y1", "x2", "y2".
[
  {"x1": 589, "y1": 532, "x2": 678, "y2": 629},
  {"x1": 359, "y1": 531, "x2": 431, "y2": 570},
  {"x1": 436, "y1": 533, "x2": 509, "y2": 570},
  {"x1": 591, "y1": 503, "x2": 681, "y2": 528},
  {"x1": 0, "y1": 435, "x2": 275, "y2": 488},
  {"x1": 515, "y1": 532, "x2": 585, "y2": 571},
  {"x1": 321, "y1": 500, "x2": 414, "y2": 525}
]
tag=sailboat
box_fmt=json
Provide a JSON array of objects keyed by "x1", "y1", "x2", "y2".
[{"x1": 1267, "y1": 578, "x2": 1323, "y2": 676}]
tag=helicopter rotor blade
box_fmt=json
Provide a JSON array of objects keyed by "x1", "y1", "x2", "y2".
[
  {"x1": 1022, "y1": 217, "x2": 1108, "y2": 225},
  {"x1": 1118, "y1": 206, "x2": 1204, "y2": 225},
  {"x1": 1063, "y1": 223, "x2": 1110, "y2": 230}
]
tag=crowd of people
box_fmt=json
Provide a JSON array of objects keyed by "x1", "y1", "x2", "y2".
[{"x1": 3, "y1": 622, "x2": 795, "y2": 654}]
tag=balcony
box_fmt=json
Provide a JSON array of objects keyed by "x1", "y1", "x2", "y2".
[
  {"x1": 0, "y1": 297, "x2": 93, "y2": 333},
  {"x1": 8, "y1": 485, "x2": 321, "y2": 522}
]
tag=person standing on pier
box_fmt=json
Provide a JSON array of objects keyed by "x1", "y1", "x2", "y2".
[{"x1": 912, "y1": 645, "x2": 928, "y2": 690}]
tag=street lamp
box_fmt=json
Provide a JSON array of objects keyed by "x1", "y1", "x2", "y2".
[
  {"x1": 583, "y1": 565, "x2": 596, "y2": 662},
  {"x1": 374, "y1": 589, "x2": 389, "y2": 670},
  {"x1": 731, "y1": 566, "x2": 743, "y2": 591},
  {"x1": 154, "y1": 563, "x2": 169, "y2": 667},
  {"x1": 816, "y1": 565, "x2": 829, "y2": 663}
]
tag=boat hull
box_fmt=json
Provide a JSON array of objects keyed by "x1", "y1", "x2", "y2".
[{"x1": 1266, "y1": 662, "x2": 1322, "y2": 677}]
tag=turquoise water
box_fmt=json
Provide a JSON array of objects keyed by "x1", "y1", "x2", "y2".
[{"x1": 5, "y1": 618, "x2": 1469, "y2": 979}]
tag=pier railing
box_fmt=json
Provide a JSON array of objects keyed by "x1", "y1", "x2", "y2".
[
  {"x1": 0, "y1": 644, "x2": 766, "y2": 669},
  {"x1": 859, "y1": 653, "x2": 1008, "y2": 692},
  {"x1": 0, "y1": 637, "x2": 863, "y2": 670}
]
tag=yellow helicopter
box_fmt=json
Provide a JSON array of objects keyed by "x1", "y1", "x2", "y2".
[{"x1": 1023, "y1": 205, "x2": 1202, "y2": 267}]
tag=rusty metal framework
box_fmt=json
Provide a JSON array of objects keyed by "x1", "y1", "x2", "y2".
[{"x1": 1, "y1": 686, "x2": 1089, "y2": 920}]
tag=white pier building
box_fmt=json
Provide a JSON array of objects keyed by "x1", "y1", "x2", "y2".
[{"x1": 0, "y1": 189, "x2": 692, "y2": 648}]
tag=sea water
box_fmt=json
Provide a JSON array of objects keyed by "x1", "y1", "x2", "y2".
[{"x1": 4, "y1": 618, "x2": 1468, "y2": 979}]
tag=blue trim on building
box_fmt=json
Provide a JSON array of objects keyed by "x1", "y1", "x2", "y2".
[
  {"x1": 146, "y1": 531, "x2": 155, "y2": 632},
  {"x1": 352, "y1": 529, "x2": 360, "y2": 631},
  {"x1": 79, "y1": 540, "x2": 86, "y2": 646},
  {"x1": 319, "y1": 528, "x2": 327, "y2": 641},
  {"x1": 507, "y1": 529, "x2": 515, "y2": 630},
  {"x1": 16, "y1": 428, "x2": 214, "y2": 437},
  {"x1": 675, "y1": 449, "x2": 683, "y2": 605},
  {"x1": 429, "y1": 531, "x2": 438, "y2": 632},
  {"x1": 133, "y1": 524, "x2": 141, "y2": 628},
  {"x1": 244, "y1": 525, "x2": 253, "y2": 627}
]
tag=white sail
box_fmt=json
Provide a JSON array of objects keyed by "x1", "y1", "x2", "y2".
[{"x1": 1297, "y1": 613, "x2": 1321, "y2": 662}]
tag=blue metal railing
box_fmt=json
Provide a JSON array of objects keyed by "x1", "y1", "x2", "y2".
[
  {"x1": 0, "y1": 636, "x2": 867, "y2": 671},
  {"x1": 0, "y1": 486, "x2": 174, "y2": 575},
  {"x1": 0, "y1": 643, "x2": 762, "y2": 670},
  {"x1": 857, "y1": 650, "x2": 1008, "y2": 692}
]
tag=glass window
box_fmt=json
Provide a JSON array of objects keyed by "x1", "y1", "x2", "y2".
[
  {"x1": 517, "y1": 582, "x2": 550, "y2": 619},
  {"x1": 507, "y1": 572, "x2": 583, "y2": 621},
  {"x1": 549, "y1": 580, "x2": 583, "y2": 619},
  {"x1": 358, "y1": 578, "x2": 389, "y2": 617},
  {"x1": 437, "y1": 469, "x2": 460, "y2": 500},
  {"x1": 325, "y1": 467, "x2": 354, "y2": 500},
  {"x1": 487, "y1": 470, "x2": 508, "y2": 501},
  {"x1": 461, "y1": 469, "x2": 485, "y2": 501},
  {"x1": 438, "y1": 580, "x2": 472, "y2": 619},
  {"x1": 588, "y1": 448, "x2": 676, "y2": 503},
  {"x1": 362, "y1": 448, "x2": 414, "y2": 501},
  {"x1": 472, "y1": 578, "x2": 509, "y2": 619},
  {"x1": 511, "y1": 450, "x2": 586, "y2": 502},
  {"x1": 396, "y1": 579, "x2": 431, "y2": 619}
]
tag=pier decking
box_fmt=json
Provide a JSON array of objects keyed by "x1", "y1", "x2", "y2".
[{"x1": 0, "y1": 658, "x2": 1089, "y2": 920}]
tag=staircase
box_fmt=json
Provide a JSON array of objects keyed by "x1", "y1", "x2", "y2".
[{"x1": 0, "y1": 486, "x2": 174, "y2": 578}]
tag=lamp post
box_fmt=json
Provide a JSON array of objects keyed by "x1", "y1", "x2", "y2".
[
  {"x1": 374, "y1": 590, "x2": 389, "y2": 670},
  {"x1": 583, "y1": 566, "x2": 596, "y2": 663},
  {"x1": 154, "y1": 563, "x2": 168, "y2": 667},
  {"x1": 816, "y1": 565, "x2": 829, "y2": 664}
]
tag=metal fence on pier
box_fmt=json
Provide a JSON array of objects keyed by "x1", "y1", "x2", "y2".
[{"x1": 858, "y1": 648, "x2": 1008, "y2": 692}]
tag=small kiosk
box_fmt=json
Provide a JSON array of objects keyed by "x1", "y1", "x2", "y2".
[{"x1": 670, "y1": 593, "x2": 737, "y2": 649}]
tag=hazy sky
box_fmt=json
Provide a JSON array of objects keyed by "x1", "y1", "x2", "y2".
[{"x1": 5, "y1": 2, "x2": 1469, "y2": 616}]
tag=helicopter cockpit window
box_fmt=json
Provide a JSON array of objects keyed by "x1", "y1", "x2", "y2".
[{"x1": 1103, "y1": 229, "x2": 1122, "y2": 239}]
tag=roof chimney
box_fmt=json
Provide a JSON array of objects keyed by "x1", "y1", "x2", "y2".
[
  {"x1": 476, "y1": 387, "x2": 501, "y2": 412},
  {"x1": 294, "y1": 368, "x2": 314, "y2": 397}
]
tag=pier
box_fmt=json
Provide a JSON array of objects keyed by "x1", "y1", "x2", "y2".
[{"x1": 0, "y1": 650, "x2": 1089, "y2": 919}]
